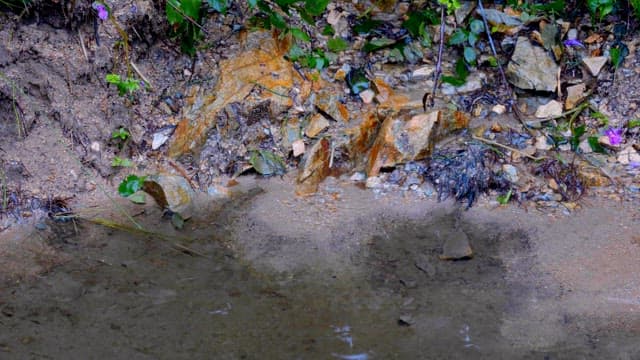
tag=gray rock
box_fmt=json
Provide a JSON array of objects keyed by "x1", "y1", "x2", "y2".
[
  {"x1": 502, "y1": 164, "x2": 519, "y2": 183},
  {"x1": 582, "y1": 56, "x2": 608, "y2": 77},
  {"x1": 439, "y1": 229, "x2": 473, "y2": 260},
  {"x1": 455, "y1": 1, "x2": 477, "y2": 25},
  {"x1": 506, "y1": 37, "x2": 559, "y2": 92}
]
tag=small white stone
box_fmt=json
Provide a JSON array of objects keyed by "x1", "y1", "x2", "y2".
[
  {"x1": 292, "y1": 139, "x2": 305, "y2": 157},
  {"x1": 412, "y1": 65, "x2": 435, "y2": 79},
  {"x1": 491, "y1": 104, "x2": 507, "y2": 114},
  {"x1": 90, "y1": 141, "x2": 101, "y2": 153},
  {"x1": 359, "y1": 89, "x2": 376, "y2": 104},
  {"x1": 350, "y1": 172, "x2": 366, "y2": 182},
  {"x1": 365, "y1": 176, "x2": 383, "y2": 189},
  {"x1": 535, "y1": 135, "x2": 552, "y2": 150}
]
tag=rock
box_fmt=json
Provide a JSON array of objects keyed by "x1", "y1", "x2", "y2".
[
  {"x1": 366, "y1": 110, "x2": 469, "y2": 176},
  {"x1": 305, "y1": 113, "x2": 330, "y2": 138},
  {"x1": 439, "y1": 229, "x2": 473, "y2": 260},
  {"x1": 476, "y1": 8, "x2": 522, "y2": 27},
  {"x1": 502, "y1": 164, "x2": 519, "y2": 183},
  {"x1": 151, "y1": 126, "x2": 176, "y2": 150},
  {"x1": 315, "y1": 86, "x2": 349, "y2": 123},
  {"x1": 582, "y1": 56, "x2": 608, "y2": 76},
  {"x1": 292, "y1": 139, "x2": 305, "y2": 157},
  {"x1": 441, "y1": 72, "x2": 486, "y2": 95},
  {"x1": 455, "y1": 1, "x2": 477, "y2": 25},
  {"x1": 142, "y1": 174, "x2": 195, "y2": 220},
  {"x1": 491, "y1": 104, "x2": 507, "y2": 114},
  {"x1": 535, "y1": 100, "x2": 563, "y2": 118},
  {"x1": 535, "y1": 135, "x2": 553, "y2": 151},
  {"x1": 617, "y1": 146, "x2": 640, "y2": 165},
  {"x1": 565, "y1": 83, "x2": 586, "y2": 110},
  {"x1": 577, "y1": 162, "x2": 611, "y2": 187},
  {"x1": 412, "y1": 65, "x2": 435, "y2": 79},
  {"x1": 350, "y1": 172, "x2": 366, "y2": 182},
  {"x1": 567, "y1": 28, "x2": 578, "y2": 40},
  {"x1": 359, "y1": 89, "x2": 376, "y2": 104},
  {"x1": 506, "y1": 37, "x2": 559, "y2": 92},
  {"x1": 296, "y1": 138, "x2": 331, "y2": 195},
  {"x1": 365, "y1": 176, "x2": 383, "y2": 189}
]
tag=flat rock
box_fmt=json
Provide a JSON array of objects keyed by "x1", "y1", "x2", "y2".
[
  {"x1": 535, "y1": 100, "x2": 563, "y2": 118},
  {"x1": 305, "y1": 113, "x2": 330, "y2": 138},
  {"x1": 565, "y1": 83, "x2": 586, "y2": 110},
  {"x1": 441, "y1": 72, "x2": 486, "y2": 95},
  {"x1": 582, "y1": 56, "x2": 608, "y2": 76},
  {"x1": 506, "y1": 37, "x2": 559, "y2": 92},
  {"x1": 296, "y1": 138, "x2": 330, "y2": 195},
  {"x1": 617, "y1": 146, "x2": 640, "y2": 165},
  {"x1": 439, "y1": 228, "x2": 473, "y2": 260},
  {"x1": 143, "y1": 174, "x2": 195, "y2": 219}
]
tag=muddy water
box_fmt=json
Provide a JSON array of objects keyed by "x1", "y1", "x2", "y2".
[{"x1": 1, "y1": 178, "x2": 639, "y2": 359}]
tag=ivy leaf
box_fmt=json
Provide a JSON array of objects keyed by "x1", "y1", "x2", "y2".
[
  {"x1": 290, "y1": 27, "x2": 310, "y2": 42},
  {"x1": 448, "y1": 29, "x2": 467, "y2": 45},
  {"x1": 118, "y1": 175, "x2": 147, "y2": 197},
  {"x1": 587, "y1": 136, "x2": 606, "y2": 153},
  {"x1": 463, "y1": 46, "x2": 477, "y2": 64},
  {"x1": 181, "y1": 0, "x2": 201, "y2": 20},
  {"x1": 304, "y1": 0, "x2": 329, "y2": 16},
  {"x1": 166, "y1": 0, "x2": 184, "y2": 25},
  {"x1": 469, "y1": 19, "x2": 484, "y2": 34},
  {"x1": 327, "y1": 37, "x2": 348, "y2": 52}
]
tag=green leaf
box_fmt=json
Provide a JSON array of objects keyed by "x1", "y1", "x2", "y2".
[
  {"x1": 362, "y1": 37, "x2": 396, "y2": 52},
  {"x1": 570, "y1": 124, "x2": 586, "y2": 150},
  {"x1": 181, "y1": 0, "x2": 201, "y2": 19},
  {"x1": 467, "y1": 32, "x2": 478, "y2": 47},
  {"x1": 353, "y1": 17, "x2": 383, "y2": 35},
  {"x1": 463, "y1": 46, "x2": 476, "y2": 64},
  {"x1": 497, "y1": 189, "x2": 512, "y2": 205},
  {"x1": 249, "y1": 150, "x2": 287, "y2": 175},
  {"x1": 105, "y1": 74, "x2": 121, "y2": 84},
  {"x1": 166, "y1": 0, "x2": 183, "y2": 25},
  {"x1": 454, "y1": 58, "x2": 469, "y2": 78},
  {"x1": 112, "y1": 127, "x2": 130, "y2": 141},
  {"x1": 304, "y1": 0, "x2": 329, "y2": 16},
  {"x1": 587, "y1": 136, "x2": 606, "y2": 153},
  {"x1": 290, "y1": 27, "x2": 311, "y2": 42},
  {"x1": 441, "y1": 75, "x2": 466, "y2": 86},
  {"x1": 327, "y1": 37, "x2": 348, "y2": 52},
  {"x1": 286, "y1": 43, "x2": 306, "y2": 61},
  {"x1": 321, "y1": 25, "x2": 335, "y2": 36},
  {"x1": 627, "y1": 119, "x2": 640, "y2": 128},
  {"x1": 469, "y1": 19, "x2": 484, "y2": 34},
  {"x1": 448, "y1": 29, "x2": 467, "y2": 45},
  {"x1": 118, "y1": 175, "x2": 147, "y2": 197},
  {"x1": 269, "y1": 12, "x2": 287, "y2": 30}
]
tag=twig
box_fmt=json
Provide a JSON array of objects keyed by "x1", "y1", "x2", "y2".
[
  {"x1": 130, "y1": 61, "x2": 153, "y2": 90},
  {"x1": 423, "y1": 5, "x2": 446, "y2": 111},
  {"x1": 78, "y1": 31, "x2": 89, "y2": 62},
  {"x1": 478, "y1": 0, "x2": 509, "y2": 89},
  {"x1": 472, "y1": 135, "x2": 546, "y2": 161},
  {"x1": 166, "y1": 1, "x2": 209, "y2": 35}
]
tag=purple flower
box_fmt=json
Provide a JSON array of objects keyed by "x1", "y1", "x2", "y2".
[
  {"x1": 92, "y1": 2, "x2": 109, "y2": 20},
  {"x1": 605, "y1": 127, "x2": 624, "y2": 146},
  {"x1": 563, "y1": 39, "x2": 584, "y2": 48}
]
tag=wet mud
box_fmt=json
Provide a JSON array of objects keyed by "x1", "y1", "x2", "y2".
[{"x1": 1, "y1": 178, "x2": 639, "y2": 359}]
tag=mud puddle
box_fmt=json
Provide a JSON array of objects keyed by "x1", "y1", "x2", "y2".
[{"x1": 1, "y1": 178, "x2": 639, "y2": 359}]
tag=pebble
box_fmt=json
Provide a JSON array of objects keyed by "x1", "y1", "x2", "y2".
[{"x1": 365, "y1": 176, "x2": 383, "y2": 189}]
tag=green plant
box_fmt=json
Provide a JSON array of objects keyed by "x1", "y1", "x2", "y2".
[
  {"x1": 112, "y1": 127, "x2": 131, "y2": 141},
  {"x1": 112, "y1": 156, "x2": 133, "y2": 167},
  {"x1": 106, "y1": 74, "x2": 142, "y2": 96},
  {"x1": 441, "y1": 58, "x2": 469, "y2": 86},
  {"x1": 402, "y1": 7, "x2": 439, "y2": 46},
  {"x1": 448, "y1": 19, "x2": 484, "y2": 65},
  {"x1": 587, "y1": 0, "x2": 615, "y2": 22},
  {"x1": 166, "y1": 0, "x2": 203, "y2": 55},
  {"x1": 497, "y1": 189, "x2": 512, "y2": 205},
  {"x1": 118, "y1": 175, "x2": 147, "y2": 197},
  {"x1": 438, "y1": 0, "x2": 460, "y2": 14}
]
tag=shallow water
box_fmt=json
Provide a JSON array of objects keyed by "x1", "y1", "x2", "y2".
[{"x1": 1, "y1": 181, "x2": 639, "y2": 359}]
